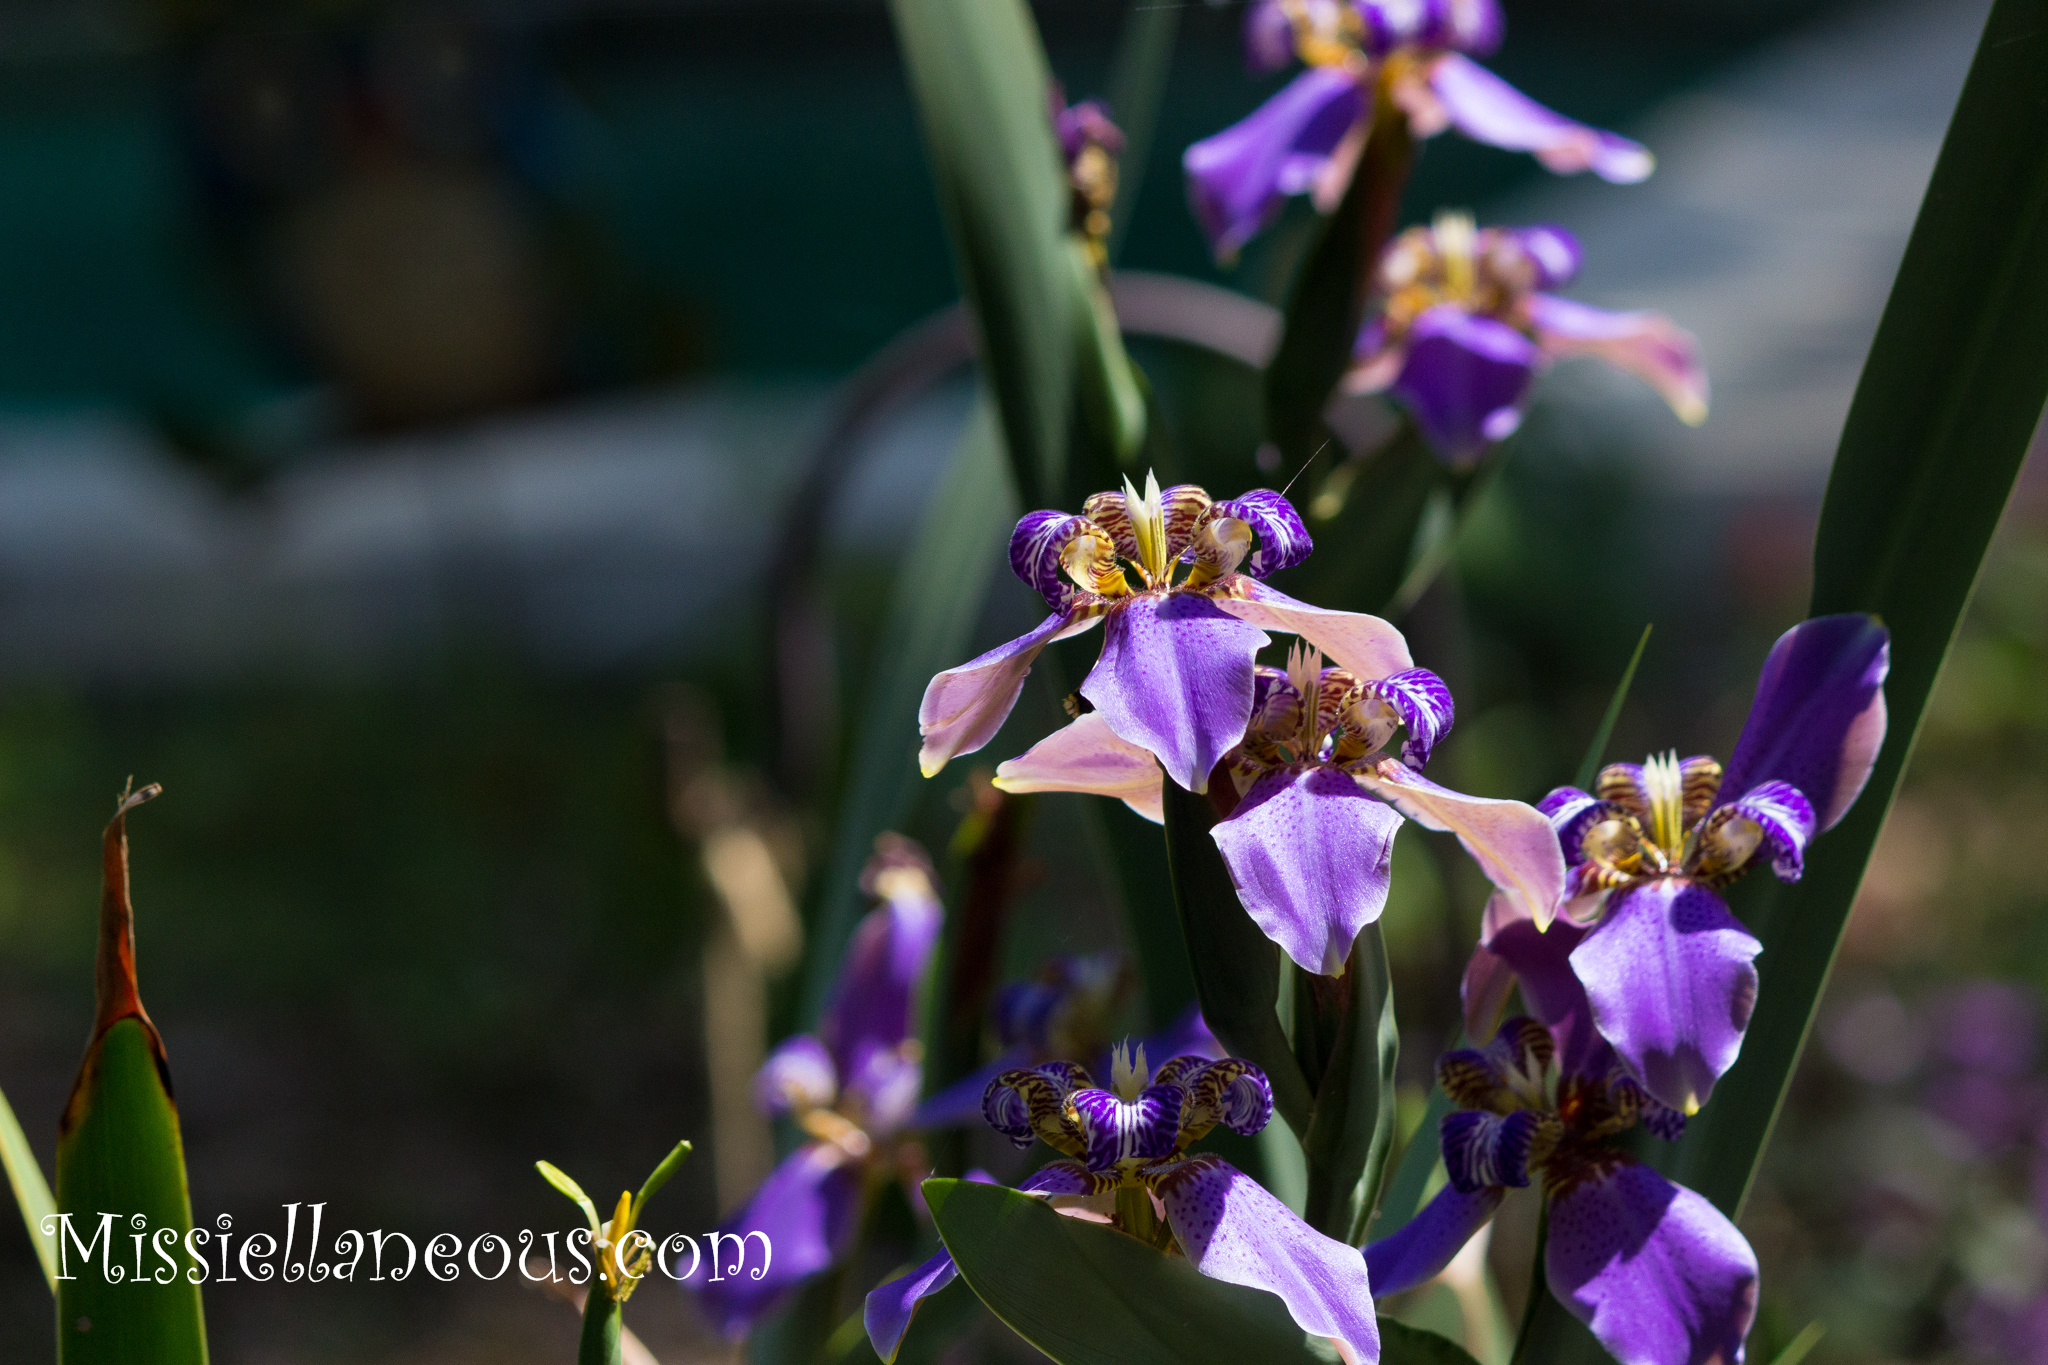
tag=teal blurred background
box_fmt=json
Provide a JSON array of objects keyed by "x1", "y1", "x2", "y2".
[{"x1": 0, "y1": 0, "x2": 2040, "y2": 1361}]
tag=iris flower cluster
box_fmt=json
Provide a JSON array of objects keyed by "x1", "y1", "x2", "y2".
[{"x1": 890, "y1": 471, "x2": 1890, "y2": 1365}]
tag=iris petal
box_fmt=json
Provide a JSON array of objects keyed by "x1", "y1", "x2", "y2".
[
  {"x1": 1080, "y1": 593, "x2": 1269, "y2": 793},
  {"x1": 1389, "y1": 306, "x2": 1543, "y2": 465},
  {"x1": 1211, "y1": 578, "x2": 1416, "y2": 681},
  {"x1": 695, "y1": 1143, "x2": 862, "y2": 1339},
  {"x1": 1210, "y1": 766, "x2": 1403, "y2": 976},
  {"x1": 1546, "y1": 1161, "x2": 1759, "y2": 1365},
  {"x1": 1151, "y1": 1154, "x2": 1381, "y2": 1363},
  {"x1": 993, "y1": 712, "x2": 1165, "y2": 823},
  {"x1": 1183, "y1": 67, "x2": 1367, "y2": 261},
  {"x1": 1528, "y1": 294, "x2": 1708, "y2": 426},
  {"x1": 1426, "y1": 53, "x2": 1654, "y2": 183},
  {"x1": 1356, "y1": 761, "x2": 1567, "y2": 934},
  {"x1": 1569, "y1": 880, "x2": 1761, "y2": 1114},
  {"x1": 1715, "y1": 614, "x2": 1890, "y2": 832},
  {"x1": 918, "y1": 612, "x2": 1103, "y2": 777},
  {"x1": 1364, "y1": 1183, "x2": 1506, "y2": 1297}
]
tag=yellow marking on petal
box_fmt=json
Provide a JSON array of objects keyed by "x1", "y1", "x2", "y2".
[{"x1": 1682, "y1": 1094, "x2": 1701, "y2": 1117}]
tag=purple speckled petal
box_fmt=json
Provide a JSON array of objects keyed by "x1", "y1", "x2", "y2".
[
  {"x1": 1546, "y1": 1161, "x2": 1759, "y2": 1365},
  {"x1": 1484, "y1": 916, "x2": 1607, "y2": 1076},
  {"x1": 1211, "y1": 766, "x2": 1402, "y2": 975},
  {"x1": 1529, "y1": 294, "x2": 1707, "y2": 426},
  {"x1": 1072, "y1": 1084, "x2": 1185, "y2": 1174},
  {"x1": 863, "y1": 1165, "x2": 1093, "y2": 1363},
  {"x1": 1428, "y1": 53, "x2": 1654, "y2": 182},
  {"x1": 1212, "y1": 578, "x2": 1415, "y2": 681},
  {"x1": 1391, "y1": 305, "x2": 1543, "y2": 466},
  {"x1": 1365, "y1": 1183, "x2": 1506, "y2": 1296},
  {"x1": 919, "y1": 611, "x2": 1103, "y2": 777},
  {"x1": 1721, "y1": 780, "x2": 1817, "y2": 882},
  {"x1": 1570, "y1": 880, "x2": 1761, "y2": 1114},
  {"x1": 1080, "y1": 593, "x2": 1269, "y2": 793},
  {"x1": 1538, "y1": 786, "x2": 1606, "y2": 869},
  {"x1": 824, "y1": 849, "x2": 945, "y2": 1099},
  {"x1": 1207, "y1": 488, "x2": 1314, "y2": 577},
  {"x1": 1369, "y1": 667, "x2": 1455, "y2": 767},
  {"x1": 1152, "y1": 1154, "x2": 1380, "y2": 1362},
  {"x1": 1010, "y1": 510, "x2": 1092, "y2": 610},
  {"x1": 1717, "y1": 614, "x2": 1891, "y2": 833},
  {"x1": 1183, "y1": 66, "x2": 1366, "y2": 261},
  {"x1": 1357, "y1": 761, "x2": 1568, "y2": 936},
  {"x1": 1511, "y1": 226, "x2": 1583, "y2": 290},
  {"x1": 696, "y1": 1142, "x2": 862, "y2": 1339},
  {"x1": 755, "y1": 1035, "x2": 837, "y2": 1117},
  {"x1": 994, "y1": 712, "x2": 1165, "y2": 823}
]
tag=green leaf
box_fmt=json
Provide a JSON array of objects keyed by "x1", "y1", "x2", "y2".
[
  {"x1": 1380, "y1": 1317, "x2": 1484, "y2": 1365},
  {"x1": 1300, "y1": 925, "x2": 1399, "y2": 1244},
  {"x1": 1263, "y1": 104, "x2": 1414, "y2": 473},
  {"x1": 1161, "y1": 783, "x2": 1314, "y2": 1137},
  {"x1": 801, "y1": 403, "x2": 1016, "y2": 1024},
  {"x1": 1, "y1": 1079, "x2": 57, "y2": 1291},
  {"x1": 56, "y1": 789, "x2": 208, "y2": 1365},
  {"x1": 889, "y1": 0, "x2": 1077, "y2": 508},
  {"x1": 1658, "y1": 0, "x2": 2048, "y2": 1222},
  {"x1": 1767, "y1": 1321, "x2": 1826, "y2": 1365},
  {"x1": 536, "y1": 1161, "x2": 601, "y2": 1235},
  {"x1": 1574, "y1": 624, "x2": 1652, "y2": 792},
  {"x1": 1103, "y1": 2, "x2": 1181, "y2": 266},
  {"x1": 632, "y1": 1139, "x2": 692, "y2": 1219},
  {"x1": 925, "y1": 1177, "x2": 1331, "y2": 1365},
  {"x1": 1069, "y1": 238, "x2": 1148, "y2": 471},
  {"x1": 1371, "y1": 1084, "x2": 1449, "y2": 1239}
]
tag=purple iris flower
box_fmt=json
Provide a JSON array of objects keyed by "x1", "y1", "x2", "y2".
[
  {"x1": 997, "y1": 643, "x2": 1564, "y2": 977},
  {"x1": 1465, "y1": 614, "x2": 1890, "y2": 1115},
  {"x1": 1365, "y1": 1011, "x2": 1760, "y2": 1365},
  {"x1": 1185, "y1": 0, "x2": 1651, "y2": 262},
  {"x1": 1345, "y1": 212, "x2": 1708, "y2": 465},
  {"x1": 694, "y1": 838, "x2": 944, "y2": 1338},
  {"x1": 915, "y1": 953, "x2": 1222, "y2": 1127},
  {"x1": 866, "y1": 1044, "x2": 1380, "y2": 1363},
  {"x1": 919, "y1": 472, "x2": 1415, "y2": 795},
  {"x1": 1053, "y1": 92, "x2": 1125, "y2": 253}
]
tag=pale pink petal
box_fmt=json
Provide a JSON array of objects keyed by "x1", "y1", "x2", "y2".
[
  {"x1": 916, "y1": 612, "x2": 1101, "y2": 777},
  {"x1": 1528, "y1": 294, "x2": 1708, "y2": 426},
  {"x1": 1355, "y1": 761, "x2": 1566, "y2": 931},
  {"x1": 1211, "y1": 578, "x2": 1414, "y2": 680},
  {"x1": 1461, "y1": 938, "x2": 1517, "y2": 1042},
  {"x1": 993, "y1": 712, "x2": 1165, "y2": 824}
]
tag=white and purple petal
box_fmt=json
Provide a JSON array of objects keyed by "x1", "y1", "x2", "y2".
[
  {"x1": 1242, "y1": 0, "x2": 1295, "y2": 73},
  {"x1": 993, "y1": 711, "x2": 1165, "y2": 823},
  {"x1": 1538, "y1": 786, "x2": 1607, "y2": 869},
  {"x1": 1010, "y1": 510, "x2": 1095, "y2": 610},
  {"x1": 696, "y1": 1142, "x2": 863, "y2": 1339},
  {"x1": 1071, "y1": 1084, "x2": 1185, "y2": 1173},
  {"x1": 1356, "y1": 761, "x2": 1568, "y2": 935},
  {"x1": 918, "y1": 611, "x2": 1103, "y2": 778},
  {"x1": 1546, "y1": 1161, "x2": 1759, "y2": 1365},
  {"x1": 1569, "y1": 879, "x2": 1761, "y2": 1114},
  {"x1": 1364, "y1": 1183, "x2": 1506, "y2": 1297},
  {"x1": 1509, "y1": 226, "x2": 1583, "y2": 290},
  {"x1": 1389, "y1": 305, "x2": 1543, "y2": 465},
  {"x1": 1715, "y1": 614, "x2": 1890, "y2": 832},
  {"x1": 1212, "y1": 577, "x2": 1416, "y2": 681},
  {"x1": 1207, "y1": 488, "x2": 1314, "y2": 577},
  {"x1": 1716, "y1": 780, "x2": 1816, "y2": 882},
  {"x1": 1528, "y1": 293, "x2": 1708, "y2": 426},
  {"x1": 1368, "y1": 667, "x2": 1455, "y2": 767},
  {"x1": 1441, "y1": 1108, "x2": 1548, "y2": 1192},
  {"x1": 754, "y1": 1035, "x2": 837, "y2": 1117},
  {"x1": 1080, "y1": 593, "x2": 1270, "y2": 793},
  {"x1": 1425, "y1": 53, "x2": 1654, "y2": 183},
  {"x1": 1183, "y1": 66, "x2": 1367, "y2": 261},
  {"x1": 1151, "y1": 1154, "x2": 1380, "y2": 1363},
  {"x1": 1210, "y1": 766, "x2": 1403, "y2": 975}
]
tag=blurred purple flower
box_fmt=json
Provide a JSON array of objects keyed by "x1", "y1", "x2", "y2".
[
  {"x1": 868, "y1": 1044, "x2": 1380, "y2": 1363},
  {"x1": 1052, "y1": 91, "x2": 1125, "y2": 252},
  {"x1": 1367, "y1": 1011, "x2": 1759, "y2": 1365},
  {"x1": 1003, "y1": 643, "x2": 1560, "y2": 976},
  {"x1": 1345, "y1": 212, "x2": 1706, "y2": 464},
  {"x1": 694, "y1": 838, "x2": 943, "y2": 1339},
  {"x1": 920, "y1": 472, "x2": 1416, "y2": 794},
  {"x1": 1467, "y1": 615, "x2": 1890, "y2": 1113},
  {"x1": 1185, "y1": 0, "x2": 1650, "y2": 262}
]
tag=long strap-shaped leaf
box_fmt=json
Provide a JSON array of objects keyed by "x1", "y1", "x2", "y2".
[
  {"x1": 800, "y1": 406, "x2": 1015, "y2": 1023},
  {"x1": 1662, "y1": 0, "x2": 2048, "y2": 1221},
  {"x1": 1, "y1": 1081, "x2": 56, "y2": 1289},
  {"x1": 57, "y1": 786, "x2": 208, "y2": 1365},
  {"x1": 1515, "y1": 5, "x2": 2048, "y2": 1358},
  {"x1": 889, "y1": 0, "x2": 1076, "y2": 509}
]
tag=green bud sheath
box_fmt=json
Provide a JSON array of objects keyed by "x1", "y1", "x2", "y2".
[{"x1": 55, "y1": 787, "x2": 208, "y2": 1364}]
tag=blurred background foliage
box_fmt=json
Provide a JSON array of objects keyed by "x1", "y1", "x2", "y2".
[{"x1": 0, "y1": 0, "x2": 2039, "y2": 1361}]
